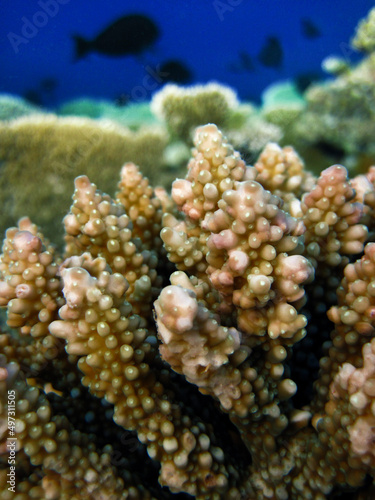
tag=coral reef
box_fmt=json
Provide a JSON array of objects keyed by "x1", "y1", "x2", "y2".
[
  {"x1": 3, "y1": 8, "x2": 375, "y2": 258},
  {"x1": 2, "y1": 122, "x2": 375, "y2": 499},
  {"x1": 228, "y1": 10, "x2": 375, "y2": 177},
  {"x1": 0, "y1": 114, "x2": 168, "y2": 244},
  {"x1": 0, "y1": 94, "x2": 42, "y2": 121},
  {"x1": 260, "y1": 81, "x2": 305, "y2": 132},
  {"x1": 267, "y1": 9, "x2": 375, "y2": 174},
  {"x1": 0, "y1": 82, "x2": 285, "y2": 248},
  {"x1": 293, "y1": 54, "x2": 375, "y2": 159},
  {"x1": 150, "y1": 83, "x2": 239, "y2": 140},
  {"x1": 59, "y1": 99, "x2": 159, "y2": 130},
  {"x1": 351, "y1": 6, "x2": 375, "y2": 53}
]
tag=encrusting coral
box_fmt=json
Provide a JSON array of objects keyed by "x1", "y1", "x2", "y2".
[
  {"x1": 2, "y1": 122, "x2": 375, "y2": 499},
  {"x1": 0, "y1": 114, "x2": 168, "y2": 244},
  {"x1": 0, "y1": 94, "x2": 42, "y2": 121},
  {"x1": 150, "y1": 83, "x2": 239, "y2": 140},
  {"x1": 351, "y1": 6, "x2": 375, "y2": 53},
  {"x1": 242, "y1": 8, "x2": 375, "y2": 177},
  {"x1": 287, "y1": 8, "x2": 375, "y2": 172}
]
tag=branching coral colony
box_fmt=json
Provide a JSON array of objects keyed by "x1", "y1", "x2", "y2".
[{"x1": 2, "y1": 122, "x2": 375, "y2": 499}]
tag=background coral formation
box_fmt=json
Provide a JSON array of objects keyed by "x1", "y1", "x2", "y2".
[
  {"x1": 0, "y1": 114, "x2": 168, "y2": 245},
  {"x1": 3, "y1": 10, "x2": 375, "y2": 247}
]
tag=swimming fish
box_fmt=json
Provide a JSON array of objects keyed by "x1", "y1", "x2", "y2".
[
  {"x1": 39, "y1": 77, "x2": 58, "y2": 93},
  {"x1": 238, "y1": 51, "x2": 254, "y2": 72},
  {"x1": 301, "y1": 18, "x2": 321, "y2": 39},
  {"x1": 23, "y1": 77, "x2": 59, "y2": 106},
  {"x1": 23, "y1": 89, "x2": 42, "y2": 106},
  {"x1": 315, "y1": 140, "x2": 345, "y2": 159},
  {"x1": 258, "y1": 36, "x2": 283, "y2": 68},
  {"x1": 115, "y1": 94, "x2": 130, "y2": 107},
  {"x1": 228, "y1": 51, "x2": 254, "y2": 73},
  {"x1": 294, "y1": 72, "x2": 321, "y2": 93},
  {"x1": 72, "y1": 14, "x2": 160, "y2": 60},
  {"x1": 159, "y1": 60, "x2": 192, "y2": 84}
]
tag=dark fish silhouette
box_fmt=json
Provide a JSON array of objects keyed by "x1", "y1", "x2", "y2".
[
  {"x1": 23, "y1": 89, "x2": 42, "y2": 106},
  {"x1": 72, "y1": 14, "x2": 160, "y2": 60},
  {"x1": 115, "y1": 94, "x2": 130, "y2": 107},
  {"x1": 315, "y1": 140, "x2": 345, "y2": 159},
  {"x1": 40, "y1": 77, "x2": 58, "y2": 93},
  {"x1": 159, "y1": 60, "x2": 192, "y2": 84},
  {"x1": 23, "y1": 77, "x2": 59, "y2": 106},
  {"x1": 301, "y1": 18, "x2": 321, "y2": 39},
  {"x1": 294, "y1": 72, "x2": 321, "y2": 93},
  {"x1": 258, "y1": 36, "x2": 283, "y2": 68},
  {"x1": 228, "y1": 51, "x2": 254, "y2": 73},
  {"x1": 238, "y1": 51, "x2": 254, "y2": 72}
]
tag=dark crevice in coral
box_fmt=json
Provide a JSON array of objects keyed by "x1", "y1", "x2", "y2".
[
  {"x1": 165, "y1": 365, "x2": 252, "y2": 469},
  {"x1": 47, "y1": 385, "x2": 189, "y2": 499},
  {"x1": 327, "y1": 473, "x2": 373, "y2": 499},
  {"x1": 288, "y1": 301, "x2": 334, "y2": 408}
]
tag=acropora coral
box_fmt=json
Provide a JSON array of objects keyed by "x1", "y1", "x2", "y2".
[{"x1": 2, "y1": 121, "x2": 375, "y2": 499}]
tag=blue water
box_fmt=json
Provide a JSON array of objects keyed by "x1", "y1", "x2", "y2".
[{"x1": 1, "y1": 0, "x2": 373, "y2": 107}]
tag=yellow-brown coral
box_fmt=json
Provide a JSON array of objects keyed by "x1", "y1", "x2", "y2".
[{"x1": 2, "y1": 122, "x2": 375, "y2": 500}]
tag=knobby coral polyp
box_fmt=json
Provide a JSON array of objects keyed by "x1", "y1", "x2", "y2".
[{"x1": 1, "y1": 123, "x2": 375, "y2": 499}]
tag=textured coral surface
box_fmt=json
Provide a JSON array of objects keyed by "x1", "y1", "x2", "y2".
[{"x1": 1, "y1": 123, "x2": 375, "y2": 500}]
